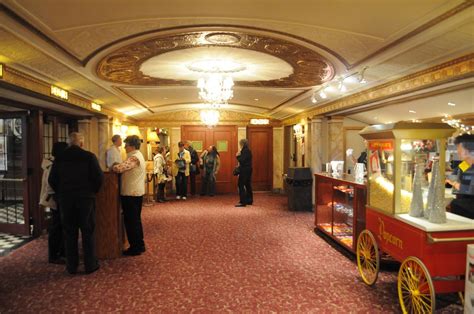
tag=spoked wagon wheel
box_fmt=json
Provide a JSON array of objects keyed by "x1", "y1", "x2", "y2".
[
  {"x1": 398, "y1": 256, "x2": 435, "y2": 314},
  {"x1": 356, "y1": 230, "x2": 380, "y2": 286}
]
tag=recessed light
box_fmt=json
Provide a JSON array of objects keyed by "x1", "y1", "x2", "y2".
[
  {"x1": 163, "y1": 97, "x2": 168, "y2": 100},
  {"x1": 373, "y1": 117, "x2": 378, "y2": 119},
  {"x1": 448, "y1": 102, "x2": 456, "y2": 106},
  {"x1": 409, "y1": 110, "x2": 416, "y2": 114},
  {"x1": 254, "y1": 98, "x2": 259, "y2": 101}
]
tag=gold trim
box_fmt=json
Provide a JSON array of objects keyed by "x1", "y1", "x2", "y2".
[
  {"x1": 283, "y1": 53, "x2": 474, "y2": 125},
  {"x1": 96, "y1": 31, "x2": 335, "y2": 88},
  {"x1": 1, "y1": 65, "x2": 127, "y2": 120}
]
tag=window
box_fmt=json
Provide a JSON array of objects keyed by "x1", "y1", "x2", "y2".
[
  {"x1": 43, "y1": 121, "x2": 53, "y2": 159},
  {"x1": 57, "y1": 122, "x2": 69, "y2": 143}
]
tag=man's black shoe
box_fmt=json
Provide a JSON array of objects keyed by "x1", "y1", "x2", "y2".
[
  {"x1": 235, "y1": 203, "x2": 246, "y2": 207},
  {"x1": 49, "y1": 257, "x2": 66, "y2": 265},
  {"x1": 85, "y1": 265, "x2": 100, "y2": 275},
  {"x1": 123, "y1": 249, "x2": 142, "y2": 256}
]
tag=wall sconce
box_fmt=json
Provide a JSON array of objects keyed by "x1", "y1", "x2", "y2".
[
  {"x1": 293, "y1": 124, "x2": 304, "y2": 142},
  {"x1": 147, "y1": 130, "x2": 159, "y2": 143},
  {"x1": 126, "y1": 125, "x2": 141, "y2": 138},
  {"x1": 0, "y1": 63, "x2": 3, "y2": 79}
]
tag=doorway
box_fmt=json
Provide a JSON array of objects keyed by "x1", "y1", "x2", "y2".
[
  {"x1": 247, "y1": 126, "x2": 273, "y2": 191},
  {"x1": 181, "y1": 125, "x2": 238, "y2": 194},
  {"x1": 0, "y1": 113, "x2": 29, "y2": 235}
]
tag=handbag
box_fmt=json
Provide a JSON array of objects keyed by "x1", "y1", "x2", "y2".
[{"x1": 232, "y1": 166, "x2": 240, "y2": 176}]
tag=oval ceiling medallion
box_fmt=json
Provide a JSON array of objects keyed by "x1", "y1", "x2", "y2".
[{"x1": 96, "y1": 31, "x2": 335, "y2": 88}]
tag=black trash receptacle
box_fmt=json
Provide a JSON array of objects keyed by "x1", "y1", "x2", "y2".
[{"x1": 285, "y1": 167, "x2": 313, "y2": 211}]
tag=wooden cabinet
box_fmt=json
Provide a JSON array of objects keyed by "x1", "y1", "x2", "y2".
[
  {"x1": 314, "y1": 173, "x2": 367, "y2": 253},
  {"x1": 95, "y1": 172, "x2": 123, "y2": 259}
]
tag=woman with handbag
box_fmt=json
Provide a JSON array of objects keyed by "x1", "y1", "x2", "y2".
[
  {"x1": 200, "y1": 145, "x2": 220, "y2": 196},
  {"x1": 153, "y1": 146, "x2": 168, "y2": 203},
  {"x1": 235, "y1": 139, "x2": 253, "y2": 207}
]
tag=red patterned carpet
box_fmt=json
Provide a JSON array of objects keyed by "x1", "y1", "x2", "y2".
[{"x1": 0, "y1": 194, "x2": 463, "y2": 313}]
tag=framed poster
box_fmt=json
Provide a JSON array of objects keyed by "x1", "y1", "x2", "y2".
[
  {"x1": 217, "y1": 140, "x2": 228, "y2": 152},
  {"x1": 190, "y1": 140, "x2": 203, "y2": 152}
]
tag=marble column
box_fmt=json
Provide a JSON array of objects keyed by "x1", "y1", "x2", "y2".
[
  {"x1": 98, "y1": 118, "x2": 110, "y2": 170},
  {"x1": 78, "y1": 119, "x2": 91, "y2": 151},
  {"x1": 139, "y1": 127, "x2": 148, "y2": 161},
  {"x1": 310, "y1": 117, "x2": 324, "y2": 174},
  {"x1": 328, "y1": 116, "x2": 344, "y2": 162},
  {"x1": 272, "y1": 127, "x2": 284, "y2": 192},
  {"x1": 310, "y1": 117, "x2": 324, "y2": 204}
]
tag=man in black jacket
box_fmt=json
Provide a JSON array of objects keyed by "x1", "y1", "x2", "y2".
[
  {"x1": 236, "y1": 139, "x2": 253, "y2": 207},
  {"x1": 49, "y1": 132, "x2": 104, "y2": 274}
]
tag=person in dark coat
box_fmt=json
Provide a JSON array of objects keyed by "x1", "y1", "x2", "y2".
[
  {"x1": 39, "y1": 141, "x2": 68, "y2": 264},
  {"x1": 446, "y1": 134, "x2": 474, "y2": 219},
  {"x1": 49, "y1": 132, "x2": 104, "y2": 275},
  {"x1": 235, "y1": 139, "x2": 253, "y2": 207}
]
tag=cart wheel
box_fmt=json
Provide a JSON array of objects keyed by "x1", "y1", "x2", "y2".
[
  {"x1": 398, "y1": 256, "x2": 435, "y2": 314},
  {"x1": 356, "y1": 230, "x2": 379, "y2": 286}
]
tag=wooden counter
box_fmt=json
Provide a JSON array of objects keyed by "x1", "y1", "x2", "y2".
[
  {"x1": 95, "y1": 172, "x2": 123, "y2": 259},
  {"x1": 314, "y1": 173, "x2": 367, "y2": 253}
]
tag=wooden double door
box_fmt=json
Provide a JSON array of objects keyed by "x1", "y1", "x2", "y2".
[
  {"x1": 181, "y1": 125, "x2": 238, "y2": 194},
  {"x1": 247, "y1": 126, "x2": 273, "y2": 191}
]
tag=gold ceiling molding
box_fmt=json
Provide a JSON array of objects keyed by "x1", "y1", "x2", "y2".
[
  {"x1": 96, "y1": 31, "x2": 335, "y2": 88},
  {"x1": 0, "y1": 65, "x2": 125, "y2": 120},
  {"x1": 135, "y1": 109, "x2": 277, "y2": 127},
  {"x1": 283, "y1": 53, "x2": 474, "y2": 126}
]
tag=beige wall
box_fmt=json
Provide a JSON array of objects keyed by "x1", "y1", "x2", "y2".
[{"x1": 238, "y1": 127, "x2": 246, "y2": 146}]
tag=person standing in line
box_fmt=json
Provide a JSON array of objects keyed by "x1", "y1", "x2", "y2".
[
  {"x1": 200, "y1": 145, "x2": 220, "y2": 196},
  {"x1": 49, "y1": 133, "x2": 103, "y2": 274},
  {"x1": 153, "y1": 146, "x2": 168, "y2": 203},
  {"x1": 185, "y1": 141, "x2": 200, "y2": 196},
  {"x1": 40, "y1": 141, "x2": 68, "y2": 264},
  {"x1": 106, "y1": 134, "x2": 123, "y2": 170},
  {"x1": 172, "y1": 141, "x2": 191, "y2": 200},
  {"x1": 112, "y1": 135, "x2": 147, "y2": 256},
  {"x1": 235, "y1": 139, "x2": 253, "y2": 207},
  {"x1": 446, "y1": 133, "x2": 474, "y2": 219}
]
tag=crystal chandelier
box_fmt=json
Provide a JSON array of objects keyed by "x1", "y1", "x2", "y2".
[
  {"x1": 197, "y1": 74, "x2": 234, "y2": 106},
  {"x1": 200, "y1": 109, "x2": 220, "y2": 128}
]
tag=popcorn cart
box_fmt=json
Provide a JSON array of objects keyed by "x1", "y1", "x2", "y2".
[{"x1": 356, "y1": 122, "x2": 474, "y2": 313}]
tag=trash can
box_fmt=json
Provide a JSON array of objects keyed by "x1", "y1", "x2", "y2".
[{"x1": 285, "y1": 167, "x2": 313, "y2": 211}]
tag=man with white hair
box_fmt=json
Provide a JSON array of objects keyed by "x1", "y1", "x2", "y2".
[{"x1": 49, "y1": 132, "x2": 104, "y2": 274}]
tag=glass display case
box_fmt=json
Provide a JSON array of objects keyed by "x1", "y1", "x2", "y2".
[
  {"x1": 315, "y1": 173, "x2": 366, "y2": 252},
  {"x1": 359, "y1": 122, "x2": 455, "y2": 215}
]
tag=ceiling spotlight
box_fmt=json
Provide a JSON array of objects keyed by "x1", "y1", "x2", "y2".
[
  {"x1": 311, "y1": 94, "x2": 317, "y2": 104},
  {"x1": 448, "y1": 102, "x2": 456, "y2": 106},
  {"x1": 409, "y1": 110, "x2": 416, "y2": 114},
  {"x1": 319, "y1": 90, "x2": 327, "y2": 99},
  {"x1": 254, "y1": 98, "x2": 259, "y2": 101}
]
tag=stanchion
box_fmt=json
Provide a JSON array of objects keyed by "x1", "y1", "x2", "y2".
[{"x1": 144, "y1": 172, "x2": 155, "y2": 207}]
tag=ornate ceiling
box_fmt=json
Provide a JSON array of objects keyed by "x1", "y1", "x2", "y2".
[
  {"x1": 96, "y1": 31, "x2": 334, "y2": 88},
  {"x1": 0, "y1": 0, "x2": 472, "y2": 123}
]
